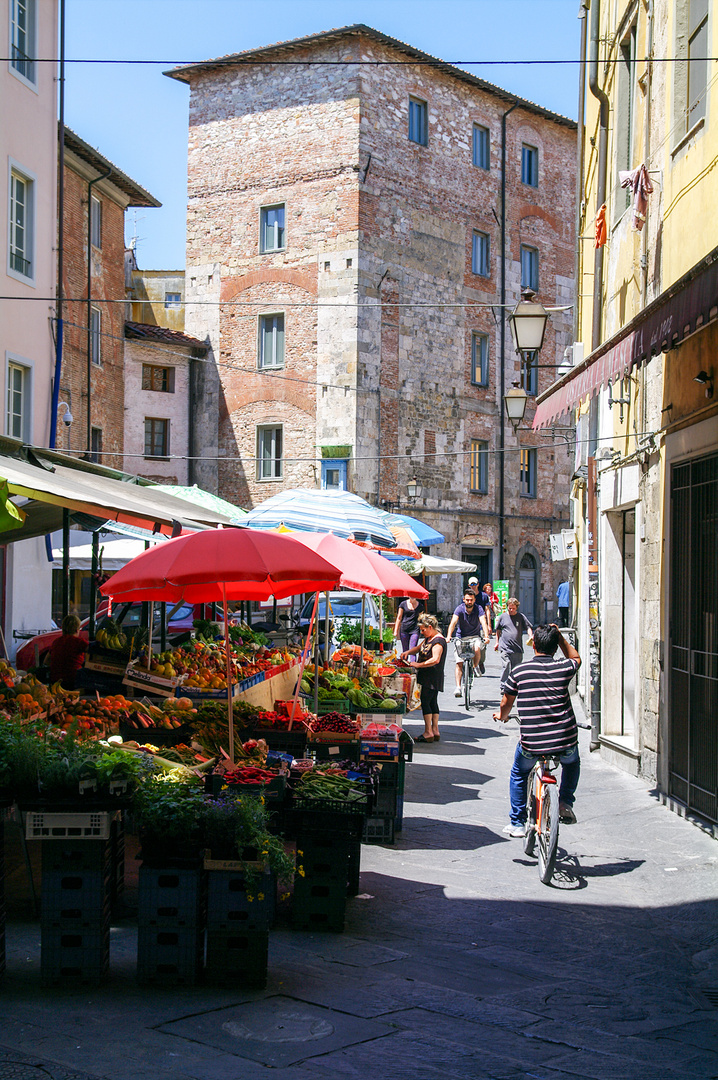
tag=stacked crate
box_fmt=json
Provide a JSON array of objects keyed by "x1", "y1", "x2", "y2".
[
  {"x1": 136, "y1": 866, "x2": 205, "y2": 985},
  {"x1": 292, "y1": 830, "x2": 354, "y2": 932},
  {"x1": 0, "y1": 822, "x2": 5, "y2": 977},
  {"x1": 205, "y1": 863, "x2": 274, "y2": 987},
  {"x1": 40, "y1": 839, "x2": 112, "y2": 984}
]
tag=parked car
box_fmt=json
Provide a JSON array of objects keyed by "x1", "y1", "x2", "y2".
[
  {"x1": 298, "y1": 591, "x2": 381, "y2": 649},
  {"x1": 15, "y1": 601, "x2": 199, "y2": 672}
]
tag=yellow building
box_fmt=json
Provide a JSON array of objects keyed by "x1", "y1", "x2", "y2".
[
  {"x1": 125, "y1": 247, "x2": 185, "y2": 332},
  {"x1": 535, "y1": 0, "x2": 717, "y2": 833}
]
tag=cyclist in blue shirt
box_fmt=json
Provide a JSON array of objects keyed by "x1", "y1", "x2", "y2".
[{"x1": 446, "y1": 590, "x2": 490, "y2": 697}]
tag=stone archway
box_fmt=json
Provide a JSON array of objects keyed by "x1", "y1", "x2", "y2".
[{"x1": 514, "y1": 542, "x2": 541, "y2": 624}]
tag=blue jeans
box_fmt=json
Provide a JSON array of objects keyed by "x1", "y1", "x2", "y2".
[{"x1": 509, "y1": 743, "x2": 580, "y2": 826}]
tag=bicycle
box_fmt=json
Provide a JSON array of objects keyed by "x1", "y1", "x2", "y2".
[
  {"x1": 455, "y1": 637, "x2": 482, "y2": 710},
  {"x1": 523, "y1": 756, "x2": 560, "y2": 885}
]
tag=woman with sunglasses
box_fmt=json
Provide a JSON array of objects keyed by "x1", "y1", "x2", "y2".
[{"x1": 401, "y1": 614, "x2": 447, "y2": 743}]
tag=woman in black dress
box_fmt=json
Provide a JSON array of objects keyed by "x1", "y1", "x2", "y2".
[{"x1": 401, "y1": 614, "x2": 447, "y2": 743}]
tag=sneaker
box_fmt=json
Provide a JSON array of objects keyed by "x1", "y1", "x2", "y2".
[
  {"x1": 559, "y1": 802, "x2": 577, "y2": 824},
  {"x1": 454, "y1": 688, "x2": 462, "y2": 697},
  {"x1": 502, "y1": 823, "x2": 525, "y2": 838},
  {"x1": 478, "y1": 661, "x2": 485, "y2": 675}
]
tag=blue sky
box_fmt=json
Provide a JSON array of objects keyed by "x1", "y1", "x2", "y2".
[{"x1": 64, "y1": 0, "x2": 582, "y2": 269}]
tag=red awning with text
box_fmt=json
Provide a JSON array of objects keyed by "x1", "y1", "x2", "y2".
[{"x1": 533, "y1": 249, "x2": 718, "y2": 429}]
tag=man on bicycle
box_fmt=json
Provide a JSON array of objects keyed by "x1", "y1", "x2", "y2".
[
  {"x1": 446, "y1": 589, "x2": 490, "y2": 697},
  {"x1": 493, "y1": 624, "x2": 581, "y2": 837}
]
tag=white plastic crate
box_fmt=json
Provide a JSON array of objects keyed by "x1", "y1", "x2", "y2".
[{"x1": 26, "y1": 811, "x2": 119, "y2": 840}]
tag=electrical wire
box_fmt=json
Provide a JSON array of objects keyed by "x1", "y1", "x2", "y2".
[{"x1": 1, "y1": 55, "x2": 715, "y2": 66}]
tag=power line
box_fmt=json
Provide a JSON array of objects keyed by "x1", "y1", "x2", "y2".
[{"x1": 1, "y1": 55, "x2": 715, "y2": 66}]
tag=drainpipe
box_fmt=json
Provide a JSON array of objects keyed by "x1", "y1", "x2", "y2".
[
  {"x1": 188, "y1": 354, "x2": 196, "y2": 486},
  {"x1": 588, "y1": 0, "x2": 609, "y2": 750},
  {"x1": 575, "y1": 1, "x2": 589, "y2": 343},
  {"x1": 86, "y1": 166, "x2": 112, "y2": 457},
  {"x1": 499, "y1": 102, "x2": 518, "y2": 581}
]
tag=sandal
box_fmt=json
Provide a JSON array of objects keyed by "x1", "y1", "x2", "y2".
[
  {"x1": 415, "y1": 734, "x2": 434, "y2": 742},
  {"x1": 433, "y1": 734, "x2": 440, "y2": 741}
]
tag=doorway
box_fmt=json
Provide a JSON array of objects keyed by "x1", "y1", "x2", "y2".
[
  {"x1": 518, "y1": 553, "x2": 538, "y2": 623},
  {"x1": 461, "y1": 547, "x2": 492, "y2": 592}
]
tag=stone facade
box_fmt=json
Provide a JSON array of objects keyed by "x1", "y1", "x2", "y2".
[{"x1": 169, "y1": 26, "x2": 576, "y2": 619}]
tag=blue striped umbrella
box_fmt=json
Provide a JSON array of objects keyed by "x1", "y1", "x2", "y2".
[
  {"x1": 244, "y1": 488, "x2": 397, "y2": 548},
  {"x1": 379, "y1": 510, "x2": 445, "y2": 546}
]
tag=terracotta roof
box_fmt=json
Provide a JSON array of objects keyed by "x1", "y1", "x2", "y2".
[
  {"x1": 164, "y1": 23, "x2": 576, "y2": 129},
  {"x1": 124, "y1": 322, "x2": 209, "y2": 351},
  {"x1": 64, "y1": 127, "x2": 161, "y2": 208}
]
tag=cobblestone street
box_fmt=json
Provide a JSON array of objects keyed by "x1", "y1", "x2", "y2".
[{"x1": 2, "y1": 649, "x2": 717, "y2": 1080}]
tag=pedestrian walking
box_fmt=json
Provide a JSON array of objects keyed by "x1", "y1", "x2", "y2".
[
  {"x1": 494, "y1": 597, "x2": 532, "y2": 697},
  {"x1": 493, "y1": 624, "x2": 582, "y2": 836},
  {"x1": 556, "y1": 579, "x2": 570, "y2": 627},
  {"x1": 446, "y1": 589, "x2": 490, "y2": 695},
  {"x1": 401, "y1": 614, "x2": 446, "y2": 742},
  {"x1": 393, "y1": 596, "x2": 425, "y2": 654}
]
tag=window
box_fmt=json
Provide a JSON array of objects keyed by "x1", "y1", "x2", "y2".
[
  {"x1": 472, "y1": 124, "x2": 490, "y2": 169},
  {"x1": 471, "y1": 333, "x2": 489, "y2": 387},
  {"x1": 257, "y1": 425, "x2": 283, "y2": 480},
  {"x1": 10, "y1": 0, "x2": 35, "y2": 83},
  {"x1": 614, "y1": 23, "x2": 637, "y2": 218},
  {"x1": 164, "y1": 293, "x2": 181, "y2": 309},
  {"x1": 90, "y1": 307, "x2": 101, "y2": 366},
  {"x1": 521, "y1": 350, "x2": 539, "y2": 396},
  {"x1": 90, "y1": 195, "x2": 102, "y2": 249},
  {"x1": 6, "y1": 361, "x2": 29, "y2": 440},
  {"x1": 144, "y1": 418, "x2": 169, "y2": 459},
  {"x1": 520, "y1": 448, "x2": 537, "y2": 497},
  {"x1": 90, "y1": 427, "x2": 102, "y2": 465},
  {"x1": 260, "y1": 204, "x2": 285, "y2": 252},
  {"x1": 472, "y1": 231, "x2": 490, "y2": 277},
  {"x1": 687, "y1": 1, "x2": 709, "y2": 129},
  {"x1": 520, "y1": 245, "x2": 539, "y2": 291},
  {"x1": 408, "y1": 97, "x2": 428, "y2": 145},
  {"x1": 9, "y1": 168, "x2": 33, "y2": 280},
  {"x1": 258, "y1": 314, "x2": 285, "y2": 369},
  {"x1": 142, "y1": 365, "x2": 175, "y2": 392},
  {"x1": 321, "y1": 459, "x2": 348, "y2": 490},
  {"x1": 521, "y1": 144, "x2": 539, "y2": 187},
  {"x1": 470, "y1": 440, "x2": 489, "y2": 494}
]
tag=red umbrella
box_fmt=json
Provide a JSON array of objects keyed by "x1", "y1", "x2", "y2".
[
  {"x1": 99, "y1": 526, "x2": 340, "y2": 603},
  {"x1": 362, "y1": 549, "x2": 429, "y2": 599},
  {"x1": 100, "y1": 527, "x2": 341, "y2": 760}
]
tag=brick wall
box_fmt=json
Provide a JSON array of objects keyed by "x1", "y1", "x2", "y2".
[
  {"x1": 59, "y1": 160, "x2": 127, "y2": 471},
  {"x1": 180, "y1": 28, "x2": 576, "y2": 613}
]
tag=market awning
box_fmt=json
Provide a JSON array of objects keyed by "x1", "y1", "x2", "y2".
[
  {"x1": 533, "y1": 246, "x2": 718, "y2": 430},
  {"x1": 0, "y1": 449, "x2": 236, "y2": 540}
]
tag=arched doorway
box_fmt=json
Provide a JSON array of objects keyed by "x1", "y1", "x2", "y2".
[{"x1": 517, "y1": 552, "x2": 538, "y2": 623}]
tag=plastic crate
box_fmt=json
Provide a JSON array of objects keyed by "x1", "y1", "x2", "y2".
[
  {"x1": 362, "y1": 815, "x2": 396, "y2": 845},
  {"x1": 205, "y1": 929, "x2": 268, "y2": 987},
  {"x1": 41, "y1": 924, "x2": 110, "y2": 984},
  {"x1": 308, "y1": 740, "x2": 360, "y2": 764},
  {"x1": 250, "y1": 727, "x2": 308, "y2": 755},
  {"x1": 395, "y1": 794, "x2": 404, "y2": 832},
  {"x1": 138, "y1": 867, "x2": 206, "y2": 927},
  {"x1": 41, "y1": 870, "x2": 111, "y2": 922},
  {"x1": 292, "y1": 878, "x2": 346, "y2": 932},
  {"x1": 295, "y1": 833, "x2": 353, "y2": 884},
  {"x1": 206, "y1": 868, "x2": 274, "y2": 931},
  {"x1": 27, "y1": 811, "x2": 118, "y2": 841},
  {"x1": 109, "y1": 816, "x2": 125, "y2": 909},
  {"x1": 346, "y1": 837, "x2": 361, "y2": 897},
  {"x1": 137, "y1": 925, "x2": 204, "y2": 985},
  {"x1": 41, "y1": 838, "x2": 111, "y2": 874}
]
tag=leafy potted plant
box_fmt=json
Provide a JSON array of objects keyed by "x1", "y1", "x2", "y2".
[{"x1": 132, "y1": 774, "x2": 207, "y2": 864}]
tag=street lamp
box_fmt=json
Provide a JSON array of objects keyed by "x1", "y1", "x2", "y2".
[
  {"x1": 504, "y1": 380, "x2": 528, "y2": 432},
  {"x1": 406, "y1": 476, "x2": 422, "y2": 501},
  {"x1": 508, "y1": 288, "x2": 550, "y2": 355}
]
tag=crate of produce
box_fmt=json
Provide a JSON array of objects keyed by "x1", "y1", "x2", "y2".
[
  {"x1": 119, "y1": 720, "x2": 192, "y2": 746},
  {"x1": 41, "y1": 924, "x2": 110, "y2": 984},
  {"x1": 138, "y1": 866, "x2": 206, "y2": 927},
  {"x1": 206, "y1": 867, "x2": 274, "y2": 931},
  {"x1": 307, "y1": 740, "x2": 360, "y2": 763},
  {"x1": 353, "y1": 693, "x2": 407, "y2": 717},
  {"x1": 249, "y1": 726, "x2": 308, "y2": 755},
  {"x1": 362, "y1": 814, "x2": 396, "y2": 845},
  {"x1": 205, "y1": 928, "x2": 268, "y2": 988},
  {"x1": 292, "y1": 878, "x2": 347, "y2": 933},
  {"x1": 28, "y1": 812, "x2": 118, "y2": 841},
  {"x1": 137, "y1": 925, "x2": 204, "y2": 985},
  {"x1": 205, "y1": 771, "x2": 286, "y2": 802}
]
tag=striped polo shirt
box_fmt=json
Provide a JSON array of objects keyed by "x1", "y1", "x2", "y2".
[{"x1": 505, "y1": 655, "x2": 579, "y2": 754}]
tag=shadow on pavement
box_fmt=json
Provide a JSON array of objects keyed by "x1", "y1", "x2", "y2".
[
  {"x1": 394, "y1": 816, "x2": 505, "y2": 850},
  {"x1": 403, "y1": 762, "x2": 493, "y2": 804}
]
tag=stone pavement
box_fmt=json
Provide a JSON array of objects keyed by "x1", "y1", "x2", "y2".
[{"x1": 2, "y1": 649, "x2": 717, "y2": 1080}]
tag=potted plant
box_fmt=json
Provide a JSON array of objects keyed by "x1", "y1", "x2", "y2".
[{"x1": 132, "y1": 774, "x2": 206, "y2": 864}]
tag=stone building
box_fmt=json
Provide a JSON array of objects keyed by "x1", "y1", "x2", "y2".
[
  {"x1": 126, "y1": 249, "x2": 186, "y2": 333},
  {"x1": 166, "y1": 25, "x2": 577, "y2": 618},
  {"x1": 59, "y1": 128, "x2": 160, "y2": 468}
]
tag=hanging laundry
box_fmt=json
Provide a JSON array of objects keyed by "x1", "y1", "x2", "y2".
[
  {"x1": 619, "y1": 164, "x2": 654, "y2": 231},
  {"x1": 595, "y1": 203, "x2": 607, "y2": 248}
]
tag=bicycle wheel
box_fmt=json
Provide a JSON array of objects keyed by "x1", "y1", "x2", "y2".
[
  {"x1": 464, "y1": 658, "x2": 472, "y2": 709},
  {"x1": 523, "y1": 768, "x2": 538, "y2": 856},
  {"x1": 537, "y1": 782, "x2": 559, "y2": 884}
]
